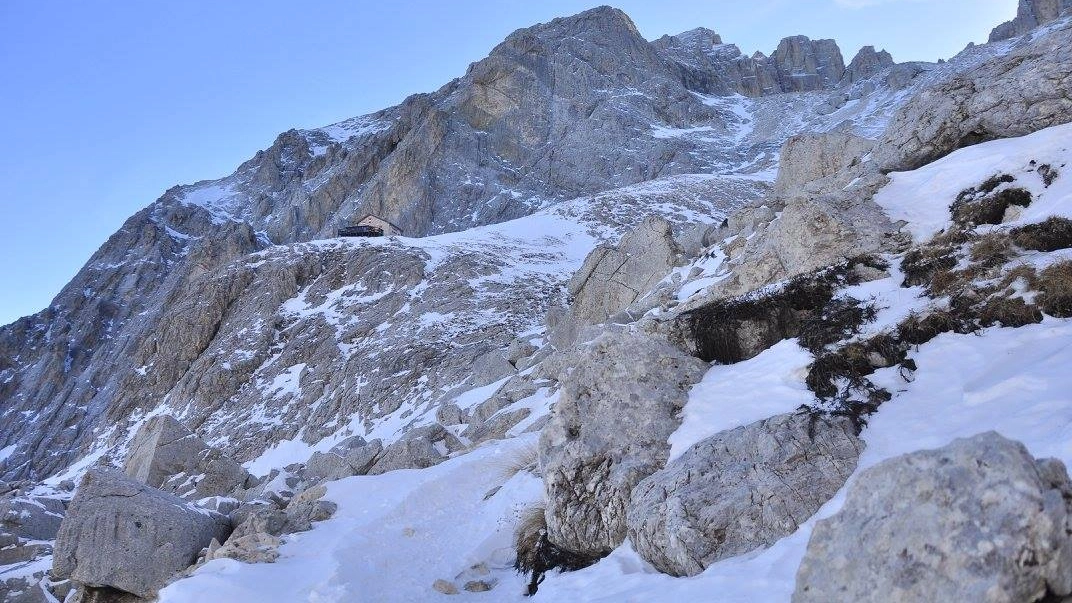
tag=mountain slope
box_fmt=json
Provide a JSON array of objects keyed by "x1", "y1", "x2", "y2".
[
  {"x1": 0, "y1": 5, "x2": 971, "y2": 481},
  {"x1": 159, "y1": 121, "x2": 1072, "y2": 602}
]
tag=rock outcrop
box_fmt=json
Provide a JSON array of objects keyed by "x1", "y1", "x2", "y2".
[
  {"x1": 538, "y1": 332, "x2": 707, "y2": 556},
  {"x1": 989, "y1": 0, "x2": 1072, "y2": 42},
  {"x1": 0, "y1": 495, "x2": 64, "y2": 541},
  {"x1": 53, "y1": 469, "x2": 232, "y2": 599},
  {"x1": 843, "y1": 46, "x2": 895, "y2": 84},
  {"x1": 124, "y1": 415, "x2": 248, "y2": 500},
  {"x1": 774, "y1": 132, "x2": 875, "y2": 197},
  {"x1": 367, "y1": 424, "x2": 463, "y2": 475},
  {"x1": 562, "y1": 217, "x2": 684, "y2": 332},
  {"x1": 772, "y1": 36, "x2": 846, "y2": 93},
  {"x1": 304, "y1": 437, "x2": 384, "y2": 483},
  {"x1": 654, "y1": 31, "x2": 849, "y2": 97},
  {"x1": 794, "y1": 432, "x2": 1072, "y2": 602},
  {"x1": 879, "y1": 17, "x2": 1072, "y2": 171},
  {"x1": 628, "y1": 412, "x2": 862, "y2": 577}
]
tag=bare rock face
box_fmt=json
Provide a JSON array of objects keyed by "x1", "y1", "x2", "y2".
[
  {"x1": 367, "y1": 424, "x2": 462, "y2": 475},
  {"x1": 628, "y1": 412, "x2": 862, "y2": 577},
  {"x1": 123, "y1": 415, "x2": 248, "y2": 500},
  {"x1": 538, "y1": 331, "x2": 707, "y2": 556},
  {"x1": 879, "y1": 18, "x2": 1072, "y2": 171},
  {"x1": 654, "y1": 31, "x2": 849, "y2": 97},
  {"x1": 0, "y1": 495, "x2": 65, "y2": 541},
  {"x1": 565, "y1": 217, "x2": 684, "y2": 329},
  {"x1": 794, "y1": 432, "x2": 1072, "y2": 603},
  {"x1": 843, "y1": 46, "x2": 895, "y2": 84},
  {"x1": 772, "y1": 36, "x2": 846, "y2": 93},
  {"x1": 990, "y1": 0, "x2": 1072, "y2": 42},
  {"x1": 53, "y1": 469, "x2": 232, "y2": 599},
  {"x1": 774, "y1": 132, "x2": 875, "y2": 197}
]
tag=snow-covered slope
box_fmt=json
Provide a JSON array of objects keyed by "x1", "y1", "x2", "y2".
[{"x1": 153, "y1": 121, "x2": 1072, "y2": 603}]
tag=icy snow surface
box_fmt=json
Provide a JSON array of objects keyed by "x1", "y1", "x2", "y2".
[{"x1": 876, "y1": 122, "x2": 1072, "y2": 242}]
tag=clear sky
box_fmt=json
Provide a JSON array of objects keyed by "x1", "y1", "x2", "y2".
[{"x1": 0, "y1": 0, "x2": 1018, "y2": 324}]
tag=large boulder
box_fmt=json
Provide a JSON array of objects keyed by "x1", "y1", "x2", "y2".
[
  {"x1": 366, "y1": 424, "x2": 463, "y2": 475},
  {"x1": 304, "y1": 437, "x2": 384, "y2": 483},
  {"x1": 793, "y1": 432, "x2": 1072, "y2": 602},
  {"x1": 53, "y1": 468, "x2": 232, "y2": 599},
  {"x1": 564, "y1": 217, "x2": 684, "y2": 330},
  {"x1": 538, "y1": 331, "x2": 707, "y2": 556},
  {"x1": 878, "y1": 19, "x2": 1072, "y2": 171},
  {"x1": 0, "y1": 495, "x2": 65, "y2": 540},
  {"x1": 989, "y1": 0, "x2": 1072, "y2": 42},
  {"x1": 123, "y1": 415, "x2": 248, "y2": 499},
  {"x1": 628, "y1": 412, "x2": 862, "y2": 577}
]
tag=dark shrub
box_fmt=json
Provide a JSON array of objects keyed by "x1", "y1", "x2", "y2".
[
  {"x1": 1011, "y1": 217, "x2": 1072, "y2": 252},
  {"x1": 1038, "y1": 261, "x2": 1072, "y2": 318},
  {"x1": 951, "y1": 187, "x2": 1032, "y2": 227}
]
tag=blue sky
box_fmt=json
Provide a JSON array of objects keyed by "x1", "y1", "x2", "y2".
[{"x1": 0, "y1": 0, "x2": 1017, "y2": 324}]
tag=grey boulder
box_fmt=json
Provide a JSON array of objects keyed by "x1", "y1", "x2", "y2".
[
  {"x1": 0, "y1": 495, "x2": 65, "y2": 541},
  {"x1": 304, "y1": 437, "x2": 383, "y2": 483},
  {"x1": 628, "y1": 412, "x2": 862, "y2": 577},
  {"x1": 774, "y1": 132, "x2": 874, "y2": 197},
  {"x1": 563, "y1": 217, "x2": 684, "y2": 332},
  {"x1": 124, "y1": 414, "x2": 249, "y2": 500},
  {"x1": 538, "y1": 331, "x2": 707, "y2": 556},
  {"x1": 367, "y1": 424, "x2": 462, "y2": 475},
  {"x1": 793, "y1": 431, "x2": 1072, "y2": 602},
  {"x1": 53, "y1": 468, "x2": 232, "y2": 598}
]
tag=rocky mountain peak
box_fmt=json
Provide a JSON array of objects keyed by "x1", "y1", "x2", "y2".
[
  {"x1": 653, "y1": 27, "x2": 725, "y2": 53},
  {"x1": 501, "y1": 4, "x2": 642, "y2": 47},
  {"x1": 771, "y1": 35, "x2": 845, "y2": 92},
  {"x1": 844, "y1": 45, "x2": 895, "y2": 84},
  {"x1": 990, "y1": 0, "x2": 1072, "y2": 41}
]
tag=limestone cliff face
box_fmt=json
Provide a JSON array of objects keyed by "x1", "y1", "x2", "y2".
[
  {"x1": 653, "y1": 30, "x2": 847, "y2": 97},
  {"x1": 2, "y1": 4, "x2": 1058, "y2": 481},
  {"x1": 990, "y1": 0, "x2": 1072, "y2": 41}
]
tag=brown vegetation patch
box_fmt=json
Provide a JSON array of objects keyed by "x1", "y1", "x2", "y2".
[
  {"x1": 514, "y1": 505, "x2": 601, "y2": 596},
  {"x1": 1011, "y1": 217, "x2": 1072, "y2": 252},
  {"x1": 951, "y1": 187, "x2": 1033, "y2": 227},
  {"x1": 970, "y1": 233, "x2": 1013, "y2": 267},
  {"x1": 669, "y1": 256, "x2": 888, "y2": 364},
  {"x1": 1038, "y1": 261, "x2": 1072, "y2": 318}
]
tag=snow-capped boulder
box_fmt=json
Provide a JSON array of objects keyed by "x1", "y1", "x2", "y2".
[
  {"x1": 628, "y1": 412, "x2": 862, "y2": 577},
  {"x1": 561, "y1": 217, "x2": 684, "y2": 340},
  {"x1": 879, "y1": 18, "x2": 1072, "y2": 171},
  {"x1": 538, "y1": 331, "x2": 707, "y2": 556},
  {"x1": 124, "y1": 414, "x2": 249, "y2": 500},
  {"x1": 794, "y1": 432, "x2": 1072, "y2": 602},
  {"x1": 53, "y1": 468, "x2": 232, "y2": 599},
  {"x1": 0, "y1": 495, "x2": 65, "y2": 541}
]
